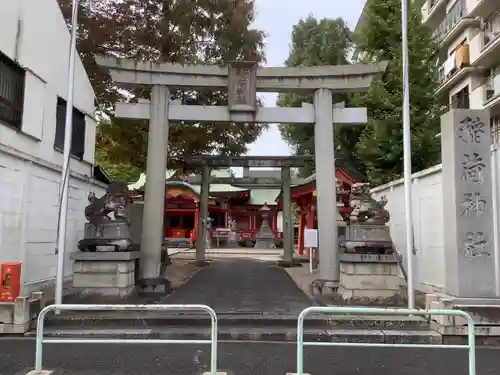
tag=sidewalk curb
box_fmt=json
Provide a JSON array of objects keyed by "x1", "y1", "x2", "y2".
[{"x1": 29, "y1": 327, "x2": 443, "y2": 344}]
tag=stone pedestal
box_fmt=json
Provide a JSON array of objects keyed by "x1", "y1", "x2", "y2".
[
  {"x1": 70, "y1": 251, "x2": 140, "y2": 298},
  {"x1": 0, "y1": 292, "x2": 44, "y2": 334},
  {"x1": 338, "y1": 253, "x2": 404, "y2": 303},
  {"x1": 343, "y1": 224, "x2": 393, "y2": 253},
  {"x1": 426, "y1": 294, "x2": 500, "y2": 343}
]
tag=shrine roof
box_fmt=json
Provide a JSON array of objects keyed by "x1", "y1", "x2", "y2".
[
  {"x1": 129, "y1": 170, "x2": 282, "y2": 203},
  {"x1": 189, "y1": 183, "x2": 250, "y2": 194},
  {"x1": 274, "y1": 160, "x2": 366, "y2": 203},
  {"x1": 246, "y1": 188, "x2": 280, "y2": 205},
  {"x1": 165, "y1": 180, "x2": 201, "y2": 197},
  {"x1": 296, "y1": 161, "x2": 366, "y2": 188}
]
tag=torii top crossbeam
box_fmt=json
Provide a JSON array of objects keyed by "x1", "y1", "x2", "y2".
[
  {"x1": 182, "y1": 155, "x2": 313, "y2": 168},
  {"x1": 96, "y1": 56, "x2": 387, "y2": 93}
]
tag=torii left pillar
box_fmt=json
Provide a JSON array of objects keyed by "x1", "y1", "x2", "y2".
[{"x1": 139, "y1": 85, "x2": 169, "y2": 287}]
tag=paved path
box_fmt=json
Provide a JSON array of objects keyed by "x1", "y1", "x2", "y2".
[
  {"x1": 172, "y1": 248, "x2": 284, "y2": 262},
  {"x1": 163, "y1": 259, "x2": 311, "y2": 313},
  {"x1": 167, "y1": 248, "x2": 189, "y2": 255},
  {"x1": 2, "y1": 339, "x2": 497, "y2": 375}
]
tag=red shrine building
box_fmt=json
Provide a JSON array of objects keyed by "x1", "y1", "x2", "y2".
[
  {"x1": 276, "y1": 163, "x2": 366, "y2": 255},
  {"x1": 128, "y1": 164, "x2": 364, "y2": 247}
]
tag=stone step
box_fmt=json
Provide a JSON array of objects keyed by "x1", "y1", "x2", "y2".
[
  {"x1": 28, "y1": 325, "x2": 442, "y2": 344},
  {"x1": 41, "y1": 312, "x2": 431, "y2": 330},
  {"x1": 165, "y1": 238, "x2": 190, "y2": 248}
]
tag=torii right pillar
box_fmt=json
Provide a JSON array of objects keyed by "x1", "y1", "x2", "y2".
[{"x1": 313, "y1": 88, "x2": 339, "y2": 288}]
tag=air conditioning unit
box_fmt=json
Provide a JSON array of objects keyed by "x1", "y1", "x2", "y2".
[
  {"x1": 486, "y1": 89, "x2": 495, "y2": 100},
  {"x1": 484, "y1": 33, "x2": 492, "y2": 45}
]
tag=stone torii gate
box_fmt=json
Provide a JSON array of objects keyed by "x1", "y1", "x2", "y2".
[
  {"x1": 183, "y1": 155, "x2": 313, "y2": 266},
  {"x1": 97, "y1": 57, "x2": 387, "y2": 291}
]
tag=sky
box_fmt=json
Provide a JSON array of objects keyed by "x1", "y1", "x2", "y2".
[{"x1": 246, "y1": 0, "x2": 367, "y2": 157}]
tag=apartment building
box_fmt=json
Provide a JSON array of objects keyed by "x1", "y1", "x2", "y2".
[
  {"x1": 355, "y1": 0, "x2": 500, "y2": 136},
  {"x1": 421, "y1": 0, "x2": 500, "y2": 135}
]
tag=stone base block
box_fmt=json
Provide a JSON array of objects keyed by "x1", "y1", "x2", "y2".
[
  {"x1": 426, "y1": 294, "x2": 500, "y2": 339},
  {"x1": 339, "y1": 253, "x2": 404, "y2": 302},
  {"x1": 70, "y1": 251, "x2": 140, "y2": 298},
  {"x1": 0, "y1": 292, "x2": 44, "y2": 334}
]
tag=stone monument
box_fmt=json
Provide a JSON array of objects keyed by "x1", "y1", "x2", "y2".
[
  {"x1": 77, "y1": 181, "x2": 134, "y2": 252},
  {"x1": 227, "y1": 217, "x2": 238, "y2": 246},
  {"x1": 254, "y1": 204, "x2": 275, "y2": 249},
  {"x1": 440, "y1": 110, "x2": 495, "y2": 298},
  {"x1": 427, "y1": 109, "x2": 500, "y2": 341}
]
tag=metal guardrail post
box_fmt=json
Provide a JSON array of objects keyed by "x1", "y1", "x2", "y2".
[
  {"x1": 295, "y1": 306, "x2": 476, "y2": 375},
  {"x1": 35, "y1": 304, "x2": 218, "y2": 375}
]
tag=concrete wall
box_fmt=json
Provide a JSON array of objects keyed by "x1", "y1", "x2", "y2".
[
  {"x1": 0, "y1": 0, "x2": 102, "y2": 295},
  {"x1": 372, "y1": 165, "x2": 445, "y2": 293},
  {"x1": 371, "y1": 146, "x2": 500, "y2": 294},
  {"x1": 0, "y1": 147, "x2": 106, "y2": 295}
]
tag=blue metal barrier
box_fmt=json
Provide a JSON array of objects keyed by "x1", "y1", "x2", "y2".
[
  {"x1": 296, "y1": 306, "x2": 476, "y2": 375},
  {"x1": 35, "y1": 304, "x2": 218, "y2": 374}
]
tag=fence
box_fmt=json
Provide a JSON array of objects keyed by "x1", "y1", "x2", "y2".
[
  {"x1": 35, "y1": 304, "x2": 219, "y2": 374},
  {"x1": 296, "y1": 306, "x2": 476, "y2": 375}
]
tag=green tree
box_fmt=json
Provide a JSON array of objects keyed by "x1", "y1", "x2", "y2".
[
  {"x1": 354, "y1": 0, "x2": 441, "y2": 185},
  {"x1": 57, "y1": 0, "x2": 267, "y2": 178},
  {"x1": 278, "y1": 16, "x2": 360, "y2": 177}
]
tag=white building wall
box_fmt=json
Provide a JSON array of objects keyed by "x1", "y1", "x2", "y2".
[
  {"x1": 372, "y1": 165, "x2": 446, "y2": 293},
  {"x1": 0, "y1": 0, "x2": 103, "y2": 295},
  {"x1": 0, "y1": 0, "x2": 97, "y2": 173},
  {"x1": 0, "y1": 148, "x2": 106, "y2": 295}
]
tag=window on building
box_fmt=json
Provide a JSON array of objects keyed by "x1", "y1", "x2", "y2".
[
  {"x1": 451, "y1": 86, "x2": 470, "y2": 109},
  {"x1": 54, "y1": 97, "x2": 86, "y2": 160},
  {"x1": 0, "y1": 51, "x2": 25, "y2": 129}
]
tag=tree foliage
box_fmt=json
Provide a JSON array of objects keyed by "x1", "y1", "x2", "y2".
[
  {"x1": 277, "y1": 16, "x2": 357, "y2": 177},
  {"x1": 354, "y1": 0, "x2": 441, "y2": 185},
  {"x1": 57, "y1": 0, "x2": 267, "y2": 180}
]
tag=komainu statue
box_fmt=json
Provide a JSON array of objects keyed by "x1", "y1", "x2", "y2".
[
  {"x1": 349, "y1": 183, "x2": 390, "y2": 225},
  {"x1": 77, "y1": 181, "x2": 134, "y2": 252},
  {"x1": 342, "y1": 182, "x2": 393, "y2": 254}
]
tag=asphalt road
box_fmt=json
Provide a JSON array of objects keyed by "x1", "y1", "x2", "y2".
[{"x1": 1, "y1": 339, "x2": 498, "y2": 375}]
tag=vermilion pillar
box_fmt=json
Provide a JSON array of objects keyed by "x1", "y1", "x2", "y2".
[
  {"x1": 190, "y1": 203, "x2": 200, "y2": 246},
  {"x1": 272, "y1": 212, "x2": 278, "y2": 239},
  {"x1": 297, "y1": 211, "x2": 305, "y2": 255}
]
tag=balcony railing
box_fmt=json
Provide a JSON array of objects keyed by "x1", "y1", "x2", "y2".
[
  {"x1": 437, "y1": 44, "x2": 470, "y2": 84},
  {"x1": 421, "y1": 0, "x2": 446, "y2": 23},
  {"x1": 433, "y1": 0, "x2": 467, "y2": 43}
]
